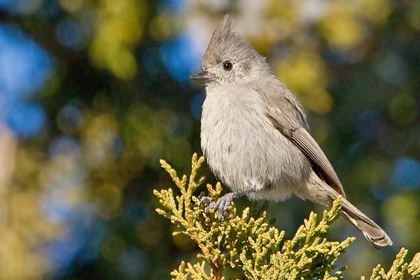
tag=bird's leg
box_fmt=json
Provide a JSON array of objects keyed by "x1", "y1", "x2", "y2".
[{"x1": 197, "y1": 188, "x2": 256, "y2": 220}]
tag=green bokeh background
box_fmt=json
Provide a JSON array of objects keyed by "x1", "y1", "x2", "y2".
[{"x1": 0, "y1": 0, "x2": 420, "y2": 279}]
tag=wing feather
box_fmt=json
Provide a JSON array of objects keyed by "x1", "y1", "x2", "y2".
[
  {"x1": 258, "y1": 81, "x2": 345, "y2": 197},
  {"x1": 291, "y1": 127, "x2": 345, "y2": 197}
]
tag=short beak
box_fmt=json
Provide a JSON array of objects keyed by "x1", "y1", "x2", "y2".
[{"x1": 190, "y1": 71, "x2": 212, "y2": 82}]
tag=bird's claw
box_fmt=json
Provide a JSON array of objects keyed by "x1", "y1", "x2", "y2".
[
  {"x1": 196, "y1": 196, "x2": 211, "y2": 208},
  {"x1": 196, "y1": 194, "x2": 234, "y2": 220}
]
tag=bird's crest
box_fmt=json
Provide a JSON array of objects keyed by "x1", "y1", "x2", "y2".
[{"x1": 202, "y1": 14, "x2": 258, "y2": 69}]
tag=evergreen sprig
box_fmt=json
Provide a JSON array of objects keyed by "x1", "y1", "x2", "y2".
[
  {"x1": 154, "y1": 154, "x2": 420, "y2": 280},
  {"x1": 361, "y1": 248, "x2": 420, "y2": 280}
]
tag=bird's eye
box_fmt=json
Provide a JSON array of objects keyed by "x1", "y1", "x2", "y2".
[{"x1": 223, "y1": 61, "x2": 233, "y2": 71}]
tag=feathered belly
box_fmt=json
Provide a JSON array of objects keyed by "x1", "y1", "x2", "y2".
[{"x1": 200, "y1": 99, "x2": 311, "y2": 197}]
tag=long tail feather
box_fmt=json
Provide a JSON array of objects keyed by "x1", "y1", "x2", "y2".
[{"x1": 298, "y1": 171, "x2": 393, "y2": 249}]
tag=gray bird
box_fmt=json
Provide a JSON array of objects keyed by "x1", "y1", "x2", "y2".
[{"x1": 191, "y1": 14, "x2": 392, "y2": 249}]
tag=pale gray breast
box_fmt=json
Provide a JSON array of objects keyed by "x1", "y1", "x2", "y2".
[{"x1": 200, "y1": 84, "x2": 311, "y2": 194}]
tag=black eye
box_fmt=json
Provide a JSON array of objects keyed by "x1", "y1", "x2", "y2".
[{"x1": 223, "y1": 61, "x2": 233, "y2": 71}]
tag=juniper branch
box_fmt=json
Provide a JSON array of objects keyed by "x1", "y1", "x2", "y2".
[{"x1": 155, "y1": 154, "x2": 420, "y2": 280}]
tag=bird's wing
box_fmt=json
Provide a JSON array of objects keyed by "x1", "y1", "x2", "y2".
[
  {"x1": 290, "y1": 127, "x2": 345, "y2": 197},
  {"x1": 260, "y1": 82, "x2": 345, "y2": 197}
]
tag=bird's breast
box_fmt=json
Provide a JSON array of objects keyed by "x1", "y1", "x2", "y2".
[{"x1": 200, "y1": 86, "x2": 311, "y2": 195}]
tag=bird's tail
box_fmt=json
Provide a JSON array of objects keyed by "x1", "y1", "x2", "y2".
[
  {"x1": 297, "y1": 171, "x2": 393, "y2": 249},
  {"x1": 339, "y1": 197, "x2": 392, "y2": 249}
]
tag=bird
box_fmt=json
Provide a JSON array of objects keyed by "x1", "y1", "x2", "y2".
[{"x1": 190, "y1": 14, "x2": 392, "y2": 249}]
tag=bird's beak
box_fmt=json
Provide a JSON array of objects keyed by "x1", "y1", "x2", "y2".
[{"x1": 190, "y1": 71, "x2": 213, "y2": 82}]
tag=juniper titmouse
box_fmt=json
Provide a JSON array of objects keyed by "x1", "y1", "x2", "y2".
[{"x1": 191, "y1": 15, "x2": 392, "y2": 249}]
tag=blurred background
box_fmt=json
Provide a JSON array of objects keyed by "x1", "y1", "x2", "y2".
[{"x1": 0, "y1": 0, "x2": 419, "y2": 279}]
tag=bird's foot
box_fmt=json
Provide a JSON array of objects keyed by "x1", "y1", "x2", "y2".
[{"x1": 197, "y1": 193, "x2": 235, "y2": 220}]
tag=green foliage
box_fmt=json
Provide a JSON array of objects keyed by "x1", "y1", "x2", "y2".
[
  {"x1": 155, "y1": 154, "x2": 420, "y2": 280},
  {"x1": 157, "y1": 154, "x2": 345, "y2": 279},
  {"x1": 361, "y1": 248, "x2": 420, "y2": 280}
]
